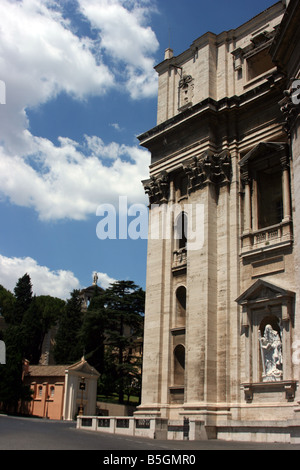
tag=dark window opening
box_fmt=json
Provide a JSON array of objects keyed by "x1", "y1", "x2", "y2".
[
  {"x1": 257, "y1": 169, "x2": 283, "y2": 229},
  {"x1": 175, "y1": 212, "x2": 188, "y2": 249},
  {"x1": 174, "y1": 344, "x2": 185, "y2": 386},
  {"x1": 247, "y1": 48, "x2": 274, "y2": 81}
]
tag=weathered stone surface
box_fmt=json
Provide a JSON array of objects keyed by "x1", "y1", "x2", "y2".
[{"x1": 136, "y1": 0, "x2": 300, "y2": 441}]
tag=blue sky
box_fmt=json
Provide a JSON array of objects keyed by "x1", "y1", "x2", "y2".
[{"x1": 0, "y1": 0, "x2": 278, "y2": 299}]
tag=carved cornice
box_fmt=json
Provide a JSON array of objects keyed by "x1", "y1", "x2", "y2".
[{"x1": 182, "y1": 150, "x2": 232, "y2": 193}]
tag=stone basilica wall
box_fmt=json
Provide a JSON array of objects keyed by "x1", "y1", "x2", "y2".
[{"x1": 136, "y1": 1, "x2": 300, "y2": 440}]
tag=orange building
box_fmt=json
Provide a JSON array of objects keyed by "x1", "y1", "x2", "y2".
[{"x1": 23, "y1": 357, "x2": 100, "y2": 420}]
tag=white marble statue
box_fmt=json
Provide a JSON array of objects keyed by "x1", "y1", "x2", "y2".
[{"x1": 259, "y1": 324, "x2": 283, "y2": 382}]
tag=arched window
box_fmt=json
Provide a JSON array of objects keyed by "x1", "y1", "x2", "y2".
[
  {"x1": 174, "y1": 344, "x2": 185, "y2": 386},
  {"x1": 175, "y1": 212, "x2": 187, "y2": 249},
  {"x1": 176, "y1": 286, "x2": 186, "y2": 327}
]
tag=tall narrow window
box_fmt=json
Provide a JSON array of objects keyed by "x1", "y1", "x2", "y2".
[
  {"x1": 257, "y1": 168, "x2": 283, "y2": 229},
  {"x1": 175, "y1": 212, "x2": 187, "y2": 249},
  {"x1": 240, "y1": 143, "x2": 292, "y2": 253},
  {"x1": 176, "y1": 286, "x2": 186, "y2": 327},
  {"x1": 174, "y1": 344, "x2": 185, "y2": 386}
]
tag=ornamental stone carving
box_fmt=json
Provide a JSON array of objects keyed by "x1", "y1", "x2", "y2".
[
  {"x1": 183, "y1": 150, "x2": 231, "y2": 193},
  {"x1": 259, "y1": 324, "x2": 283, "y2": 382},
  {"x1": 143, "y1": 171, "x2": 169, "y2": 204},
  {"x1": 143, "y1": 151, "x2": 232, "y2": 203},
  {"x1": 178, "y1": 74, "x2": 194, "y2": 110},
  {"x1": 279, "y1": 79, "x2": 300, "y2": 135}
]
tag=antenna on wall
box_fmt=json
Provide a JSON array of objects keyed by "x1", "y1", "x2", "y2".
[{"x1": 165, "y1": 26, "x2": 174, "y2": 60}]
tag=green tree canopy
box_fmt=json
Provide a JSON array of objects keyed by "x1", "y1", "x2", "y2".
[
  {"x1": 98, "y1": 280, "x2": 145, "y2": 404},
  {"x1": 79, "y1": 285, "x2": 107, "y2": 373},
  {"x1": 0, "y1": 285, "x2": 15, "y2": 324},
  {"x1": 13, "y1": 273, "x2": 33, "y2": 325},
  {"x1": 53, "y1": 289, "x2": 83, "y2": 364},
  {"x1": 21, "y1": 295, "x2": 65, "y2": 364}
]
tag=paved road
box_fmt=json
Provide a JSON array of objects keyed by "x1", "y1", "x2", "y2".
[{"x1": 0, "y1": 414, "x2": 300, "y2": 452}]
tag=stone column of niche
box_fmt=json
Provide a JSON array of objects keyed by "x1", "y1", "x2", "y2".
[
  {"x1": 281, "y1": 300, "x2": 292, "y2": 381},
  {"x1": 242, "y1": 170, "x2": 252, "y2": 235},
  {"x1": 240, "y1": 164, "x2": 252, "y2": 252},
  {"x1": 280, "y1": 154, "x2": 292, "y2": 222}
]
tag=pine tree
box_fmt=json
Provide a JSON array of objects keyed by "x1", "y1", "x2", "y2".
[
  {"x1": 21, "y1": 295, "x2": 65, "y2": 364},
  {"x1": 79, "y1": 286, "x2": 107, "y2": 373},
  {"x1": 0, "y1": 285, "x2": 15, "y2": 324},
  {"x1": 54, "y1": 289, "x2": 83, "y2": 364},
  {"x1": 13, "y1": 273, "x2": 33, "y2": 325},
  {"x1": 100, "y1": 281, "x2": 145, "y2": 404}
]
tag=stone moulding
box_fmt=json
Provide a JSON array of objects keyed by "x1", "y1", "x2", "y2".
[{"x1": 241, "y1": 380, "x2": 298, "y2": 403}]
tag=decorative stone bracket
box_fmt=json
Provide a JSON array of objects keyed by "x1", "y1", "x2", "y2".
[{"x1": 241, "y1": 380, "x2": 297, "y2": 403}]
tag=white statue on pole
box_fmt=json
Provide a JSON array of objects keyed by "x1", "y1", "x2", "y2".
[
  {"x1": 259, "y1": 324, "x2": 283, "y2": 382},
  {"x1": 93, "y1": 272, "x2": 98, "y2": 286}
]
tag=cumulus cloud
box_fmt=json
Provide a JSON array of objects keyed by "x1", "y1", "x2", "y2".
[
  {"x1": 0, "y1": 254, "x2": 117, "y2": 299},
  {"x1": 0, "y1": 0, "x2": 155, "y2": 221},
  {"x1": 0, "y1": 0, "x2": 115, "y2": 155},
  {"x1": 95, "y1": 272, "x2": 117, "y2": 289},
  {"x1": 78, "y1": 0, "x2": 159, "y2": 98},
  {"x1": 0, "y1": 254, "x2": 80, "y2": 300},
  {"x1": 0, "y1": 133, "x2": 149, "y2": 221}
]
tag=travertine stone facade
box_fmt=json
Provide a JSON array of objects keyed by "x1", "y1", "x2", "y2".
[{"x1": 137, "y1": 1, "x2": 300, "y2": 440}]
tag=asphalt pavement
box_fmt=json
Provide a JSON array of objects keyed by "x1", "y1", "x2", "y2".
[{"x1": 0, "y1": 414, "x2": 299, "y2": 454}]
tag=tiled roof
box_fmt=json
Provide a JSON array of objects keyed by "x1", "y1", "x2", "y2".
[{"x1": 26, "y1": 365, "x2": 68, "y2": 377}]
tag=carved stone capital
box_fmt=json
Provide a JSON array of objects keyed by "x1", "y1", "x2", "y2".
[
  {"x1": 143, "y1": 171, "x2": 169, "y2": 204},
  {"x1": 183, "y1": 150, "x2": 231, "y2": 193},
  {"x1": 279, "y1": 79, "x2": 300, "y2": 135}
]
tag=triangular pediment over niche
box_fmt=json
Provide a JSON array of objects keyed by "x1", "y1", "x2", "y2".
[
  {"x1": 236, "y1": 279, "x2": 295, "y2": 305},
  {"x1": 67, "y1": 357, "x2": 100, "y2": 377}
]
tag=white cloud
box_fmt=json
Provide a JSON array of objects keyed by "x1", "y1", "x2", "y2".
[
  {"x1": 0, "y1": 0, "x2": 155, "y2": 221},
  {"x1": 0, "y1": 254, "x2": 80, "y2": 300},
  {"x1": 0, "y1": 133, "x2": 149, "y2": 221},
  {"x1": 0, "y1": 254, "x2": 118, "y2": 299},
  {"x1": 78, "y1": 0, "x2": 159, "y2": 98},
  {"x1": 110, "y1": 123, "x2": 123, "y2": 132},
  {"x1": 95, "y1": 272, "x2": 117, "y2": 289},
  {"x1": 0, "y1": 0, "x2": 115, "y2": 155}
]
